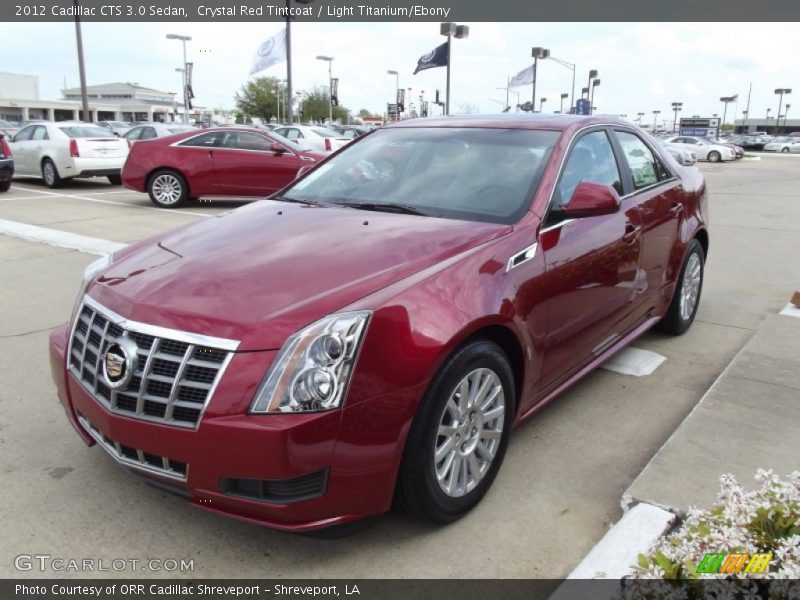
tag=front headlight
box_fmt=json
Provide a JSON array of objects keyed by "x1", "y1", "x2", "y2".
[
  {"x1": 71, "y1": 253, "x2": 113, "y2": 318},
  {"x1": 249, "y1": 311, "x2": 371, "y2": 414}
]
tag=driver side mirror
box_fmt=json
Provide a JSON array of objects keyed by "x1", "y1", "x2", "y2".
[
  {"x1": 270, "y1": 142, "x2": 288, "y2": 154},
  {"x1": 562, "y1": 181, "x2": 621, "y2": 218}
]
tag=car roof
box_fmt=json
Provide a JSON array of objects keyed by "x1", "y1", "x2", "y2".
[{"x1": 384, "y1": 113, "x2": 630, "y2": 131}]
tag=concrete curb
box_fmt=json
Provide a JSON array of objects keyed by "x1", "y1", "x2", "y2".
[{"x1": 0, "y1": 218, "x2": 126, "y2": 255}]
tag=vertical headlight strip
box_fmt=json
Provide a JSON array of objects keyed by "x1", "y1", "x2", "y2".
[{"x1": 249, "y1": 311, "x2": 372, "y2": 413}]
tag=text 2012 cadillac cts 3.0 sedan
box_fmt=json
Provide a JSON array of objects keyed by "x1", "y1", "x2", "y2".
[{"x1": 49, "y1": 115, "x2": 708, "y2": 531}]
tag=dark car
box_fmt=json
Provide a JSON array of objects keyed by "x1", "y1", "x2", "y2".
[
  {"x1": 51, "y1": 115, "x2": 708, "y2": 531},
  {"x1": 0, "y1": 132, "x2": 14, "y2": 192},
  {"x1": 121, "y1": 127, "x2": 325, "y2": 207}
]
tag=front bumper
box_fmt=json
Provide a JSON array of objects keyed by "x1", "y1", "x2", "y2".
[{"x1": 49, "y1": 323, "x2": 421, "y2": 531}]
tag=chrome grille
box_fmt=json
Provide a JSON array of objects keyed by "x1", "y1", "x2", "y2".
[
  {"x1": 68, "y1": 296, "x2": 239, "y2": 429},
  {"x1": 77, "y1": 413, "x2": 188, "y2": 481}
]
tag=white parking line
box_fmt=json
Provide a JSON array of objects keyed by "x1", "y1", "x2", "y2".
[
  {"x1": 8, "y1": 185, "x2": 213, "y2": 217},
  {"x1": 0, "y1": 218, "x2": 125, "y2": 255},
  {"x1": 601, "y1": 347, "x2": 667, "y2": 377}
]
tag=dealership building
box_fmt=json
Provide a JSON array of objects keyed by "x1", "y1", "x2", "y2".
[{"x1": 0, "y1": 72, "x2": 205, "y2": 123}]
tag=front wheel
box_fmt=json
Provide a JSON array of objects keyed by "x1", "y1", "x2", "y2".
[
  {"x1": 707, "y1": 151, "x2": 721, "y2": 163},
  {"x1": 396, "y1": 339, "x2": 515, "y2": 524},
  {"x1": 656, "y1": 239, "x2": 705, "y2": 335},
  {"x1": 147, "y1": 169, "x2": 188, "y2": 208},
  {"x1": 0, "y1": 180, "x2": 10, "y2": 192},
  {"x1": 782, "y1": 147, "x2": 790, "y2": 153}
]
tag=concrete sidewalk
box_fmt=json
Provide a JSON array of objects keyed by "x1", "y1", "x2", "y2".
[{"x1": 624, "y1": 312, "x2": 800, "y2": 513}]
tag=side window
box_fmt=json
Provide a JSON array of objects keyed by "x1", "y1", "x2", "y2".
[
  {"x1": 221, "y1": 132, "x2": 272, "y2": 151},
  {"x1": 178, "y1": 132, "x2": 221, "y2": 147},
  {"x1": 282, "y1": 128, "x2": 301, "y2": 140},
  {"x1": 615, "y1": 131, "x2": 659, "y2": 190},
  {"x1": 553, "y1": 130, "x2": 622, "y2": 211},
  {"x1": 32, "y1": 126, "x2": 49, "y2": 141},
  {"x1": 13, "y1": 126, "x2": 35, "y2": 142},
  {"x1": 140, "y1": 127, "x2": 157, "y2": 140}
]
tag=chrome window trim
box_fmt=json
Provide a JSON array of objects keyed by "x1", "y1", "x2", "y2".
[
  {"x1": 77, "y1": 414, "x2": 188, "y2": 482},
  {"x1": 539, "y1": 218, "x2": 576, "y2": 234},
  {"x1": 506, "y1": 243, "x2": 538, "y2": 272},
  {"x1": 81, "y1": 295, "x2": 240, "y2": 351}
]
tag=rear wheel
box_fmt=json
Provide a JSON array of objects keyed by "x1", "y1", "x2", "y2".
[
  {"x1": 782, "y1": 147, "x2": 790, "y2": 153},
  {"x1": 42, "y1": 159, "x2": 64, "y2": 188},
  {"x1": 0, "y1": 180, "x2": 10, "y2": 192},
  {"x1": 396, "y1": 339, "x2": 515, "y2": 524},
  {"x1": 707, "y1": 151, "x2": 721, "y2": 163},
  {"x1": 147, "y1": 170, "x2": 188, "y2": 208},
  {"x1": 656, "y1": 239, "x2": 705, "y2": 335},
  {"x1": 107, "y1": 175, "x2": 122, "y2": 185}
]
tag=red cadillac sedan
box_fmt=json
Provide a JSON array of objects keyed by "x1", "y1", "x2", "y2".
[
  {"x1": 121, "y1": 127, "x2": 324, "y2": 207},
  {"x1": 50, "y1": 115, "x2": 708, "y2": 531}
]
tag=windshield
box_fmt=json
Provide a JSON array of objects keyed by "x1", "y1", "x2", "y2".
[
  {"x1": 282, "y1": 127, "x2": 560, "y2": 225},
  {"x1": 167, "y1": 126, "x2": 196, "y2": 134},
  {"x1": 270, "y1": 132, "x2": 312, "y2": 152},
  {"x1": 311, "y1": 127, "x2": 342, "y2": 138},
  {"x1": 0, "y1": 120, "x2": 15, "y2": 128},
  {"x1": 59, "y1": 126, "x2": 114, "y2": 138}
]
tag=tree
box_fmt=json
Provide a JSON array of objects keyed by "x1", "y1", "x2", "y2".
[
  {"x1": 299, "y1": 86, "x2": 351, "y2": 124},
  {"x1": 357, "y1": 108, "x2": 375, "y2": 118},
  {"x1": 234, "y1": 77, "x2": 280, "y2": 123}
]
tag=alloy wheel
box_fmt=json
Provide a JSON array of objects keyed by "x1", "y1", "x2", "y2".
[
  {"x1": 43, "y1": 162, "x2": 55, "y2": 185},
  {"x1": 433, "y1": 368, "x2": 505, "y2": 498},
  {"x1": 679, "y1": 252, "x2": 702, "y2": 322},
  {"x1": 151, "y1": 174, "x2": 182, "y2": 205}
]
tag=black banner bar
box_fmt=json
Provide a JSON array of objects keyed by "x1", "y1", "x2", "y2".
[{"x1": 4, "y1": 0, "x2": 800, "y2": 22}]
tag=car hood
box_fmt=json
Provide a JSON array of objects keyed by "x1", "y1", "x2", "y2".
[{"x1": 87, "y1": 200, "x2": 510, "y2": 350}]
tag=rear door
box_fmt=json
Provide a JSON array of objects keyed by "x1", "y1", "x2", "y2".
[
  {"x1": 211, "y1": 131, "x2": 301, "y2": 195},
  {"x1": 613, "y1": 129, "x2": 684, "y2": 316},
  {"x1": 538, "y1": 128, "x2": 643, "y2": 388}
]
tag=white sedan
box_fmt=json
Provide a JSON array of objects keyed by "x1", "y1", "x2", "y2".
[
  {"x1": 663, "y1": 136, "x2": 736, "y2": 162},
  {"x1": 274, "y1": 125, "x2": 351, "y2": 153},
  {"x1": 763, "y1": 137, "x2": 800, "y2": 153},
  {"x1": 122, "y1": 122, "x2": 197, "y2": 144},
  {"x1": 10, "y1": 121, "x2": 129, "y2": 187}
]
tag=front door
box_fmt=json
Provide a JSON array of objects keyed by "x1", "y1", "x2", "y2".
[
  {"x1": 212, "y1": 131, "x2": 301, "y2": 195},
  {"x1": 538, "y1": 128, "x2": 643, "y2": 388}
]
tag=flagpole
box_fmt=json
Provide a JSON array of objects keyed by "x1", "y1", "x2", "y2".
[
  {"x1": 445, "y1": 36, "x2": 452, "y2": 115},
  {"x1": 285, "y1": 0, "x2": 293, "y2": 124}
]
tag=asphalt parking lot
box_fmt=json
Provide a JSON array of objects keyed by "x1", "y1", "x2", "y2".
[{"x1": 1, "y1": 154, "x2": 799, "y2": 578}]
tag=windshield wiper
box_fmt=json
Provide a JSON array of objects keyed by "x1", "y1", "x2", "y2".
[
  {"x1": 338, "y1": 201, "x2": 435, "y2": 217},
  {"x1": 270, "y1": 195, "x2": 319, "y2": 206}
]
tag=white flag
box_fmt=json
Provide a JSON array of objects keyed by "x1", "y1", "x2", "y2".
[
  {"x1": 250, "y1": 28, "x2": 287, "y2": 75},
  {"x1": 508, "y1": 65, "x2": 534, "y2": 88}
]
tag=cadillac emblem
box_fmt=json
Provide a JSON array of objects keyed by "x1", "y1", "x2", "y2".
[{"x1": 102, "y1": 337, "x2": 138, "y2": 390}]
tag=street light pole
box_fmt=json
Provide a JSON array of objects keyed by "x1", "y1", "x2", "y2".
[
  {"x1": 530, "y1": 47, "x2": 550, "y2": 115},
  {"x1": 387, "y1": 70, "x2": 400, "y2": 121},
  {"x1": 652, "y1": 110, "x2": 660, "y2": 131},
  {"x1": 73, "y1": 0, "x2": 91, "y2": 122},
  {"x1": 589, "y1": 78, "x2": 600, "y2": 114},
  {"x1": 539, "y1": 97, "x2": 547, "y2": 114},
  {"x1": 560, "y1": 93, "x2": 568, "y2": 114},
  {"x1": 166, "y1": 34, "x2": 192, "y2": 123},
  {"x1": 784, "y1": 104, "x2": 791, "y2": 129},
  {"x1": 775, "y1": 88, "x2": 792, "y2": 133},
  {"x1": 316, "y1": 56, "x2": 334, "y2": 124},
  {"x1": 671, "y1": 101, "x2": 683, "y2": 133}
]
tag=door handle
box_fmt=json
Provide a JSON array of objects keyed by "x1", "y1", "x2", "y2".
[
  {"x1": 670, "y1": 202, "x2": 683, "y2": 216},
  {"x1": 208, "y1": 150, "x2": 213, "y2": 158},
  {"x1": 622, "y1": 222, "x2": 641, "y2": 244}
]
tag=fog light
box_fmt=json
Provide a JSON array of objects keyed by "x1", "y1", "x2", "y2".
[{"x1": 292, "y1": 368, "x2": 335, "y2": 407}]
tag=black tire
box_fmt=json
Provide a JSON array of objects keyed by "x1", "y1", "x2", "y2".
[
  {"x1": 707, "y1": 151, "x2": 721, "y2": 163},
  {"x1": 107, "y1": 175, "x2": 122, "y2": 185},
  {"x1": 147, "y1": 169, "x2": 188, "y2": 208},
  {"x1": 395, "y1": 339, "x2": 515, "y2": 524},
  {"x1": 781, "y1": 147, "x2": 790, "y2": 153},
  {"x1": 656, "y1": 239, "x2": 705, "y2": 335},
  {"x1": 41, "y1": 158, "x2": 64, "y2": 188},
  {"x1": 0, "y1": 180, "x2": 10, "y2": 192}
]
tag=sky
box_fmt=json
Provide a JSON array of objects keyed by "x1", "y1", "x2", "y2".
[{"x1": 2, "y1": 21, "x2": 798, "y2": 125}]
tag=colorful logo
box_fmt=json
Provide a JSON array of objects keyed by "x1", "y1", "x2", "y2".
[{"x1": 696, "y1": 552, "x2": 772, "y2": 574}]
